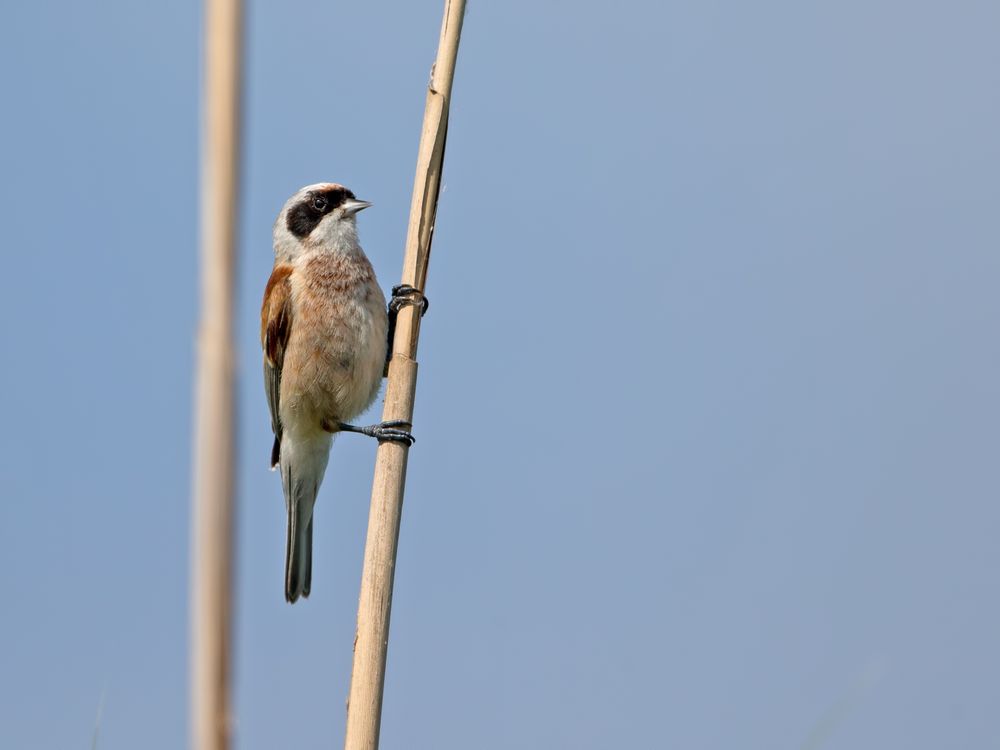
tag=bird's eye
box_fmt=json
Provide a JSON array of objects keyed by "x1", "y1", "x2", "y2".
[{"x1": 312, "y1": 195, "x2": 329, "y2": 212}]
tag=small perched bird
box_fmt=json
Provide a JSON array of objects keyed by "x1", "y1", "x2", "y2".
[{"x1": 261, "y1": 183, "x2": 422, "y2": 603}]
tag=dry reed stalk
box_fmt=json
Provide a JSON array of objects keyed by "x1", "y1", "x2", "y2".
[
  {"x1": 343, "y1": 1, "x2": 467, "y2": 748},
  {"x1": 189, "y1": 0, "x2": 242, "y2": 748}
]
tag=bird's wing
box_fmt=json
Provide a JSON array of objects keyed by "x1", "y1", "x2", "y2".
[{"x1": 261, "y1": 263, "x2": 294, "y2": 468}]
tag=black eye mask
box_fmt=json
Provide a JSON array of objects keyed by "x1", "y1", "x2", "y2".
[{"x1": 286, "y1": 187, "x2": 356, "y2": 239}]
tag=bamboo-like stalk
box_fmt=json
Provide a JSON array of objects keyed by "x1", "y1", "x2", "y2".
[
  {"x1": 190, "y1": 0, "x2": 242, "y2": 748},
  {"x1": 343, "y1": 1, "x2": 466, "y2": 748}
]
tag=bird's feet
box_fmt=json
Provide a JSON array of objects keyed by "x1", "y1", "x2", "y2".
[
  {"x1": 335, "y1": 419, "x2": 416, "y2": 446},
  {"x1": 389, "y1": 284, "x2": 429, "y2": 318},
  {"x1": 386, "y1": 285, "x2": 430, "y2": 374}
]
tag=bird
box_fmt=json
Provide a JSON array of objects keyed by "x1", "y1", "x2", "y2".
[{"x1": 261, "y1": 182, "x2": 424, "y2": 603}]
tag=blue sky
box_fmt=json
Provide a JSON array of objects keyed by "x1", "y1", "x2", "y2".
[{"x1": 1, "y1": 1, "x2": 999, "y2": 748}]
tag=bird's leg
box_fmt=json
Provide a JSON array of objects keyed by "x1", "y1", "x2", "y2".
[
  {"x1": 385, "y1": 284, "x2": 430, "y2": 373},
  {"x1": 324, "y1": 418, "x2": 416, "y2": 447}
]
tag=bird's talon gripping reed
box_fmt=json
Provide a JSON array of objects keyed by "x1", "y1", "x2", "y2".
[
  {"x1": 338, "y1": 421, "x2": 416, "y2": 446},
  {"x1": 389, "y1": 284, "x2": 429, "y2": 316}
]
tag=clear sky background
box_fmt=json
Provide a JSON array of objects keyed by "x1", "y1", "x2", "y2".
[{"x1": 1, "y1": 1, "x2": 998, "y2": 748}]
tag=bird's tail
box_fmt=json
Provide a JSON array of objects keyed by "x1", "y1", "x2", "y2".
[{"x1": 279, "y1": 434, "x2": 331, "y2": 603}]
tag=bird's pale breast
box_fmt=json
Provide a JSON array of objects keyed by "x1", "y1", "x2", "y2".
[{"x1": 281, "y1": 251, "x2": 388, "y2": 435}]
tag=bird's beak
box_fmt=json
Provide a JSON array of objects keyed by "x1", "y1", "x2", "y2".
[{"x1": 342, "y1": 199, "x2": 373, "y2": 216}]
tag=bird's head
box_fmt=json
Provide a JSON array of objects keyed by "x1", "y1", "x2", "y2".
[{"x1": 273, "y1": 182, "x2": 372, "y2": 261}]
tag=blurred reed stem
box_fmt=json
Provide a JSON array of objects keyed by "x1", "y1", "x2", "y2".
[{"x1": 190, "y1": 0, "x2": 242, "y2": 747}]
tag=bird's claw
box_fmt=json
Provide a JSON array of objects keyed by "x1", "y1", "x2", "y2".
[
  {"x1": 370, "y1": 419, "x2": 416, "y2": 446},
  {"x1": 389, "y1": 284, "x2": 429, "y2": 317},
  {"x1": 337, "y1": 419, "x2": 415, "y2": 447}
]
